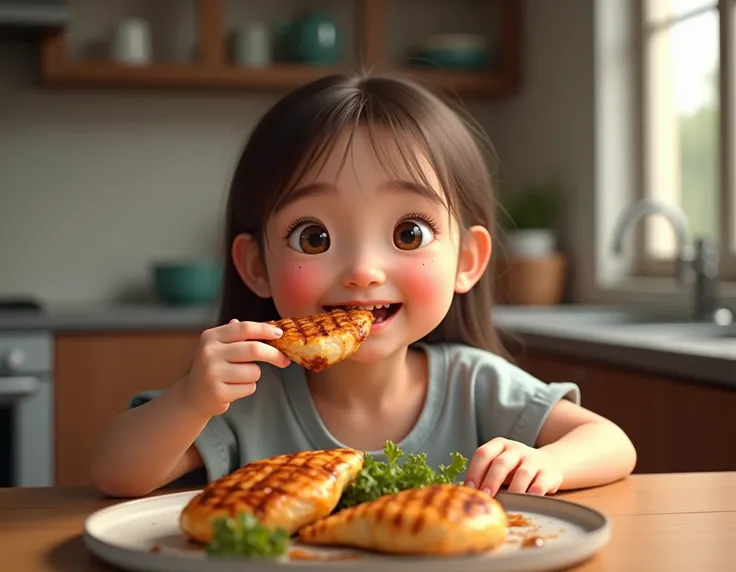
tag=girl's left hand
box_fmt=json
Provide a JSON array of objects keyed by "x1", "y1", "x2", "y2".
[{"x1": 464, "y1": 437, "x2": 563, "y2": 497}]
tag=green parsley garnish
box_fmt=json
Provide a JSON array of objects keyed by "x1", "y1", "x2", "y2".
[
  {"x1": 206, "y1": 513, "x2": 290, "y2": 559},
  {"x1": 336, "y1": 441, "x2": 468, "y2": 510}
]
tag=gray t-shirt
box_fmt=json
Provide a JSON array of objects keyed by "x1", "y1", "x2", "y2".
[{"x1": 129, "y1": 343, "x2": 580, "y2": 483}]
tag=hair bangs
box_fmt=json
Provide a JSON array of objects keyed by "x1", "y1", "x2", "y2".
[
  {"x1": 363, "y1": 113, "x2": 455, "y2": 215},
  {"x1": 269, "y1": 94, "x2": 455, "y2": 220}
]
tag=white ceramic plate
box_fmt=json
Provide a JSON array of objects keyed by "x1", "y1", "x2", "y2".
[{"x1": 83, "y1": 490, "x2": 611, "y2": 572}]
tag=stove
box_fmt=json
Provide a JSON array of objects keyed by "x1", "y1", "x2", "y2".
[{"x1": 0, "y1": 296, "x2": 53, "y2": 487}]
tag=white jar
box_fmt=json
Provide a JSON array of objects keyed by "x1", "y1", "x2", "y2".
[
  {"x1": 232, "y1": 23, "x2": 271, "y2": 68},
  {"x1": 506, "y1": 229, "x2": 557, "y2": 259},
  {"x1": 112, "y1": 18, "x2": 152, "y2": 65}
]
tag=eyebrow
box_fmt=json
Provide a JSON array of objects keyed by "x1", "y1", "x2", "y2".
[
  {"x1": 382, "y1": 180, "x2": 446, "y2": 205},
  {"x1": 276, "y1": 182, "x2": 336, "y2": 211},
  {"x1": 276, "y1": 179, "x2": 444, "y2": 212}
]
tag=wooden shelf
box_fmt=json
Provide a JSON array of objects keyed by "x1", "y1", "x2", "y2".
[
  {"x1": 398, "y1": 67, "x2": 518, "y2": 97},
  {"x1": 41, "y1": 60, "x2": 342, "y2": 90},
  {"x1": 39, "y1": 0, "x2": 522, "y2": 97},
  {"x1": 41, "y1": 60, "x2": 515, "y2": 96}
]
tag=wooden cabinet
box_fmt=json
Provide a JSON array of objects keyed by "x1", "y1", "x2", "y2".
[
  {"x1": 54, "y1": 331, "x2": 200, "y2": 486},
  {"x1": 514, "y1": 349, "x2": 736, "y2": 475},
  {"x1": 52, "y1": 329, "x2": 736, "y2": 484},
  {"x1": 39, "y1": 0, "x2": 522, "y2": 97}
]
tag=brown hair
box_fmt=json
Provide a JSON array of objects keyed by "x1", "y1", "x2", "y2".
[{"x1": 218, "y1": 71, "x2": 508, "y2": 357}]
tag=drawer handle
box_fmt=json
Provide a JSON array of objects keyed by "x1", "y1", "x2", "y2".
[{"x1": 0, "y1": 376, "x2": 39, "y2": 398}]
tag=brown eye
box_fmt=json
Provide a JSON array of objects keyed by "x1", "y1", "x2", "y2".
[
  {"x1": 288, "y1": 222, "x2": 330, "y2": 254},
  {"x1": 393, "y1": 219, "x2": 434, "y2": 250}
]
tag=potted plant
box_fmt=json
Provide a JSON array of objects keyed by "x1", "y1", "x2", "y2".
[
  {"x1": 496, "y1": 181, "x2": 567, "y2": 306},
  {"x1": 501, "y1": 182, "x2": 561, "y2": 257}
]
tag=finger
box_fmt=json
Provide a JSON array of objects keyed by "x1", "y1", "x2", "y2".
[
  {"x1": 480, "y1": 450, "x2": 522, "y2": 497},
  {"x1": 206, "y1": 321, "x2": 284, "y2": 343},
  {"x1": 220, "y1": 363, "x2": 263, "y2": 384},
  {"x1": 223, "y1": 380, "x2": 258, "y2": 400},
  {"x1": 222, "y1": 341, "x2": 290, "y2": 368},
  {"x1": 527, "y1": 470, "x2": 558, "y2": 496},
  {"x1": 465, "y1": 438, "x2": 508, "y2": 488},
  {"x1": 507, "y1": 461, "x2": 538, "y2": 494}
]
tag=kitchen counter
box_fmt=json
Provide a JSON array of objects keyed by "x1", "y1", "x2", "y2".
[
  {"x1": 1, "y1": 303, "x2": 734, "y2": 389},
  {"x1": 3, "y1": 472, "x2": 736, "y2": 571},
  {"x1": 0, "y1": 303, "x2": 218, "y2": 332},
  {"x1": 493, "y1": 306, "x2": 736, "y2": 389}
]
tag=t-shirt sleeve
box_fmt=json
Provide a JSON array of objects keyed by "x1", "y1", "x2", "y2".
[
  {"x1": 127, "y1": 390, "x2": 239, "y2": 483},
  {"x1": 469, "y1": 352, "x2": 581, "y2": 447}
]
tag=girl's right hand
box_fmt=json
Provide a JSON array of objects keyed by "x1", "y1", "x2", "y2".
[{"x1": 178, "y1": 319, "x2": 290, "y2": 418}]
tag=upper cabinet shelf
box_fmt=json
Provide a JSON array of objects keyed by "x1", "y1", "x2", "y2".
[{"x1": 39, "y1": 0, "x2": 522, "y2": 98}]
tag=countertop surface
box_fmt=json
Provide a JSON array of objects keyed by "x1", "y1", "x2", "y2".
[
  {"x1": 0, "y1": 302, "x2": 734, "y2": 388},
  {"x1": 0, "y1": 303, "x2": 219, "y2": 333},
  {"x1": 2, "y1": 472, "x2": 735, "y2": 571}
]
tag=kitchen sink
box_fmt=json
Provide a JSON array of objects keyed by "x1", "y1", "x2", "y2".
[
  {"x1": 605, "y1": 321, "x2": 736, "y2": 341},
  {"x1": 495, "y1": 306, "x2": 693, "y2": 328},
  {"x1": 495, "y1": 305, "x2": 736, "y2": 342}
]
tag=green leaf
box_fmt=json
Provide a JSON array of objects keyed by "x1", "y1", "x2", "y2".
[
  {"x1": 436, "y1": 452, "x2": 468, "y2": 483},
  {"x1": 205, "y1": 512, "x2": 290, "y2": 559},
  {"x1": 498, "y1": 181, "x2": 563, "y2": 231},
  {"x1": 335, "y1": 441, "x2": 469, "y2": 510}
]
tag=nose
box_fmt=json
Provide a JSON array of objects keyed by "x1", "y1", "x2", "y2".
[{"x1": 341, "y1": 259, "x2": 386, "y2": 289}]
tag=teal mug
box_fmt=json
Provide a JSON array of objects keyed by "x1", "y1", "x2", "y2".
[{"x1": 282, "y1": 11, "x2": 341, "y2": 66}]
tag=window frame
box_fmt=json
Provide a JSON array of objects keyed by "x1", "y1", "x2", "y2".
[{"x1": 635, "y1": 0, "x2": 736, "y2": 282}]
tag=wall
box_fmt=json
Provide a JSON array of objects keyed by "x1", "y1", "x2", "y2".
[
  {"x1": 0, "y1": 39, "x2": 280, "y2": 304},
  {"x1": 484, "y1": 0, "x2": 595, "y2": 302},
  {"x1": 0, "y1": 0, "x2": 595, "y2": 305}
]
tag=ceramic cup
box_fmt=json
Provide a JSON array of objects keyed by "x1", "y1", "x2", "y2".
[{"x1": 112, "y1": 18, "x2": 152, "y2": 65}]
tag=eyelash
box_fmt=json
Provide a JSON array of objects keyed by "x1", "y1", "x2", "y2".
[
  {"x1": 399, "y1": 212, "x2": 440, "y2": 234},
  {"x1": 283, "y1": 216, "x2": 323, "y2": 240},
  {"x1": 282, "y1": 212, "x2": 440, "y2": 238}
]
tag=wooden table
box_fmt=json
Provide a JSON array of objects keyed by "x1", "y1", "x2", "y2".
[{"x1": 2, "y1": 472, "x2": 736, "y2": 571}]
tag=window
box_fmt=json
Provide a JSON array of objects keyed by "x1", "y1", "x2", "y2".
[{"x1": 639, "y1": 0, "x2": 736, "y2": 279}]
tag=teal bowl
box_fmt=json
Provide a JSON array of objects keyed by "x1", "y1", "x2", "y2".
[
  {"x1": 408, "y1": 33, "x2": 495, "y2": 70},
  {"x1": 152, "y1": 260, "x2": 223, "y2": 306},
  {"x1": 409, "y1": 47, "x2": 490, "y2": 70}
]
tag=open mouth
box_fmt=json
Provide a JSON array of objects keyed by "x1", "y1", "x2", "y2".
[{"x1": 324, "y1": 303, "x2": 402, "y2": 324}]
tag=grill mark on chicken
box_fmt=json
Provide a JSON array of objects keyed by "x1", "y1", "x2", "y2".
[
  {"x1": 294, "y1": 318, "x2": 308, "y2": 345},
  {"x1": 329, "y1": 312, "x2": 341, "y2": 336},
  {"x1": 197, "y1": 454, "x2": 343, "y2": 516},
  {"x1": 180, "y1": 448, "x2": 364, "y2": 544},
  {"x1": 298, "y1": 484, "x2": 508, "y2": 556},
  {"x1": 265, "y1": 309, "x2": 374, "y2": 373}
]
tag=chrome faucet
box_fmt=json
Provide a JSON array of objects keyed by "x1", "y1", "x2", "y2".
[{"x1": 610, "y1": 199, "x2": 722, "y2": 322}]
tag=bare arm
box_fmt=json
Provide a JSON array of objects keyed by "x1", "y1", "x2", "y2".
[
  {"x1": 89, "y1": 320, "x2": 290, "y2": 499},
  {"x1": 536, "y1": 399, "x2": 637, "y2": 490},
  {"x1": 90, "y1": 380, "x2": 208, "y2": 498}
]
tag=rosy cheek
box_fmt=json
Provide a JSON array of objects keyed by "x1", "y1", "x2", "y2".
[
  {"x1": 399, "y1": 258, "x2": 453, "y2": 304},
  {"x1": 268, "y1": 262, "x2": 324, "y2": 312}
]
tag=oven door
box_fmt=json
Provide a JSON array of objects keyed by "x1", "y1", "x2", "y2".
[{"x1": 0, "y1": 333, "x2": 54, "y2": 487}]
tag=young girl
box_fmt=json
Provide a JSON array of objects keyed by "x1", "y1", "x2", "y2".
[{"x1": 91, "y1": 72, "x2": 636, "y2": 499}]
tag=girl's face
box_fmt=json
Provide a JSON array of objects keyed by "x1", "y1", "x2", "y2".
[{"x1": 244, "y1": 127, "x2": 489, "y2": 363}]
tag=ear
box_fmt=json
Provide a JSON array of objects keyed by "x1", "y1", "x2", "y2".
[
  {"x1": 455, "y1": 225, "x2": 492, "y2": 294},
  {"x1": 231, "y1": 233, "x2": 272, "y2": 299}
]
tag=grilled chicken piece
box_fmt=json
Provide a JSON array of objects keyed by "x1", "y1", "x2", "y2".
[
  {"x1": 266, "y1": 309, "x2": 374, "y2": 373},
  {"x1": 298, "y1": 484, "x2": 508, "y2": 556},
  {"x1": 180, "y1": 449, "x2": 364, "y2": 544}
]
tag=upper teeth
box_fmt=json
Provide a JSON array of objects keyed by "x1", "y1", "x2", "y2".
[{"x1": 348, "y1": 304, "x2": 390, "y2": 311}]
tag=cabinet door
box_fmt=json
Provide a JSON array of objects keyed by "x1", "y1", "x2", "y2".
[
  {"x1": 661, "y1": 378, "x2": 736, "y2": 472},
  {"x1": 515, "y1": 350, "x2": 667, "y2": 474},
  {"x1": 54, "y1": 331, "x2": 200, "y2": 486}
]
